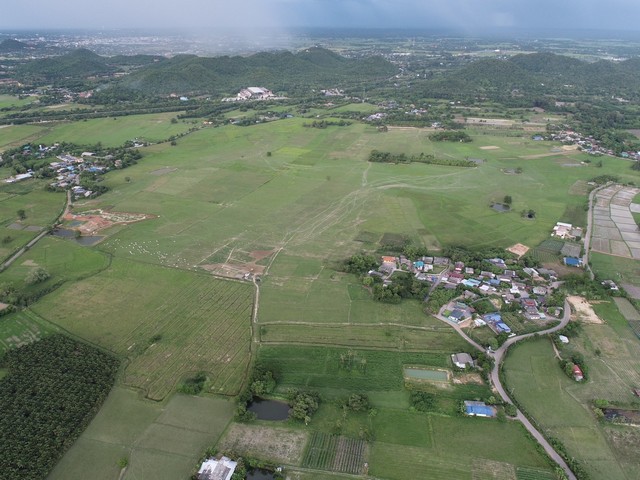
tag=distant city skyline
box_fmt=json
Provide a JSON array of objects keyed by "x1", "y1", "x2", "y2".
[{"x1": 2, "y1": 0, "x2": 640, "y2": 33}]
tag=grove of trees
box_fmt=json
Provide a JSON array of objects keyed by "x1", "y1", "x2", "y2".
[{"x1": 0, "y1": 335, "x2": 119, "y2": 479}]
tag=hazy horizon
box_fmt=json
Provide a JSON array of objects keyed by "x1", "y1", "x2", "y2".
[{"x1": 2, "y1": 0, "x2": 640, "y2": 33}]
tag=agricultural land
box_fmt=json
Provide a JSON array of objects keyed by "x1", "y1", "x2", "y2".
[{"x1": 0, "y1": 39, "x2": 640, "y2": 480}]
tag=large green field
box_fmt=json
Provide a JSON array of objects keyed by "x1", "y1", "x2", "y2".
[
  {"x1": 47, "y1": 387, "x2": 234, "y2": 480},
  {"x1": 31, "y1": 259, "x2": 254, "y2": 400},
  {"x1": 0, "y1": 108, "x2": 639, "y2": 479},
  {"x1": 36, "y1": 112, "x2": 195, "y2": 147},
  {"x1": 503, "y1": 302, "x2": 640, "y2": 480}
]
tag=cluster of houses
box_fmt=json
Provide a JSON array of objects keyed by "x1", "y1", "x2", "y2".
[
  {"x1": 375, "y1": 253, "x2": 562, "y2": 333},
  {"x1": 549, "y1": 129, "x2": 640, "y2": 160},
  {"x1": 48, "y1": 152, "x2": 112, "y2": 198}
]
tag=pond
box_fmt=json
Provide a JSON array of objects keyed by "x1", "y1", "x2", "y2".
[
  {"x1": 491, "y1": 203, "x2": 511, "y2": 212},
  {"x1": 246, "y1": 469, "x2": 277, "y2": 480},
  {"x1": 403, "y1": 367, "x2": 449, "y2": 382},
  {"x1": 247, "y1": 398, "x2": 289, "y2": 421},
  {"x1": 51, "y1": 228, "x2": 105, "y2": 246}
]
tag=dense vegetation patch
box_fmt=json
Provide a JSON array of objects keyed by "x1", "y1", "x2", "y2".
[
  {"x1": 368, "y1": 150, "x2": 476, "y2": 167},
  {"x1": 428, "y1": 130, "x2": 472, "y2": 142},
  {"x1": 0, "y1": 334, "x2": 119, "y2": 479}
]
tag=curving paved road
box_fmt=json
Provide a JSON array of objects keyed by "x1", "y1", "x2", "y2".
[
  {"x1": 434, "y1": 299, "x2": 576, "y2": 480},
  {"x1": 489, "y1": 298, "x2": 576, "y2": 480}
]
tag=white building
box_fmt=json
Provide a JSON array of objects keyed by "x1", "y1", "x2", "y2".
[{"x1": 198, "y1": 456, "x2": 237, "y2": 480}]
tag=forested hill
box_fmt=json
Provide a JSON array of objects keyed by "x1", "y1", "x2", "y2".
[
  {"x1": 0, "y1": 39, "x2": 30, "y2": 53},
  {"x1": 117, "y1": 46, "x2": 397, "y2": 95},
  {"x1": 419, "y1": 52, "x2": 640, "y2": 101},
  {"x1": 16, "y1": 48, "x2": 116, "y2": 81}
]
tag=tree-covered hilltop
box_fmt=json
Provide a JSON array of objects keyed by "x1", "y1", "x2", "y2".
[
  {"x1": 412, "y1": 52, "x2": 640, "y2": 102},
  {"x1": 0, "y1": 335, "x2": 119, "y2": 479},
  {"x1": 117, "y1": 46, "x2": 396, "y2": 95}
]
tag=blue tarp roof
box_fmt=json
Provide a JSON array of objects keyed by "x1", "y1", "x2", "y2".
[
  {"x1": 564, "y1": 257, "x2": 581, "y2": 266},
  {"x1": 466, "y1": 405, "x2": 495, "y2": 416},
  {"x1": 483, "y1": 313, "x2": 502, "y2": 322},
  {"x1": 496, "y1": 322, "x2": 511, "y2": 333}
]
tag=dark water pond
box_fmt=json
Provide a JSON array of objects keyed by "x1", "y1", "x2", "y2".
[
  {"x1": 491, "y1": 203, "x2": 511, "y2": 212},
  {"x1": 603, "y1": 408, "x2": 640, "y2": 424},
  {"x1": 51, "y1": 228, "x2": 104, "y2": 246},
  {"x1": 247, "y1": 398, "x2": 289, "y2": 421},
  {"x1": 51, "y1": 228, "x2": 76, "y2": 238},
  {"x1": 246, "y1": 469, "x2": 277, "y2": 480}
]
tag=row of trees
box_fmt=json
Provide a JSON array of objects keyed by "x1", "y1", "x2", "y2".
[{"x1": 368, "y1": 150, "x2": 476, "y2": 167}]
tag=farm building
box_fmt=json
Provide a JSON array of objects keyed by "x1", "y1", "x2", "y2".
[
  {"x1": 198, "y1": 456, "x2": 237, "y2": 480},
  {"x1": 451, "y1": 353, "x2": 474, "y2": 369},
  {"x1": 464, "y1": 401, "x2": 497, "y2": 418},
  {"x1": 573, "y1": 365, "x2": 584, "y2": 382},
  {"x1": 563, "y1": 257, "x2": 583, "y2": 267}
]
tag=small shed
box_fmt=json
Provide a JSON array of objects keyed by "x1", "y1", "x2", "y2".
[
  {"x1": 198, "y1": 456, "x2": 237, "y2": 480},
  {"x1": 573, "y1": 365, "x2": 584, "y2": 381},
  {"x1": 558, "y1": 335, "x2": 569, "y2": 344},
  {"x1": 464, "y1": 401, "x2": 497, "y2": 418},
  {"x1": 451, "y1": 353, "x2": 474, "y2": 369}
]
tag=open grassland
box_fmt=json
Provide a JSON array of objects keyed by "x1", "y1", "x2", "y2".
[
  {"x1": 590, "y1": 252, "x2": 640, "y2": 288},
  {"x1": 48, "y1": 387, "x2": 234, "y2": 480},
  {"x1": 31, "y1": 259, "x2": 254, "y2": 400},
  {"x1": 366, "y1": 414, "x2": 552, "y2": 480},
  {"x1": 0, "y1": 94, "x2": 38, "y2": 109},
  {"x1": 260, "y1": 322, "x2": 467, "y2": 351},
  {"x1": 60, "y1": 118, "x2": 637, "y2": 337},
  {"x1": 258, "y1": 345, "x2": 454, "y2": 393},
  {"x1": 0, "y1": 235, "x2": 110, "y2": 289},
  {"x1": 36, "y1": 112, "x2": 194, "y2": 147},
  {"x1": 503, "y1": 328, "x2": 640, "y2": 480},
  {"x1": 0, "y1": 309, "x2": 61, "y2": 353},
  {"x1": 0, "y1": 180, "x2": 64, "y2": 226},
  {"x1": 0, "y1": 124, "x2": 49, "y2": 149}
]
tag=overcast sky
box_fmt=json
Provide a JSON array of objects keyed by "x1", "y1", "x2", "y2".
[{"x1": 2, "y1": 0, "x2": 640, "y2": 32}]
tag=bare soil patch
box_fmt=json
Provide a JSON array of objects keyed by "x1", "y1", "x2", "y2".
[
  {"x1": 453, "y1": 372, "x2": 484, "y2": 385},
  {"x1": 217, "y1": 423, "x2": 308, "y2": 465},
  {"x1": 21, "y1": 260, "x2": 39, "y2": 267},
  {"x1": 472, "y1": 459, "x2": 516, "y2": 480},
  {"x1": 506, "y1": 243, "x2": 530, "y2": 257},
  {"x1": 63, "y1": 209, "x2": 155, "y2": 235},
  {"x1": 480, "y1": 145, "x2": 500, "y2": 150},
  {"x1": 567, "y1": 296, "x2": 604, "y2": 324},
  {"x1": 201, "y1": 262, "x2": 266, "y2": 278}
]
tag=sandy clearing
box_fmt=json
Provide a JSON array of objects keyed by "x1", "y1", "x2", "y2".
[
  {"x1": 480, "y1": 145, "x2": 500, "y2": 150},
  {"x1": 506, "y1": 243, "x2": 530, "y2": 257},
  {"x1": 567, "y1": 296, "x2": 603, "y2": 324}
]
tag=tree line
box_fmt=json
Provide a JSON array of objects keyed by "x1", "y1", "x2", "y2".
[{"x1": 368, "y1": 150, "x2": 476, "y2": 167}]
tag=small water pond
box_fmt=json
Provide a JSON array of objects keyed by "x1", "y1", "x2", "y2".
[
  {"x1": 490, "y1": 203, "x2": 511, "y2": 212},
  {"x1": 403, "y1": 367, "x2": 449, "y2": 382},
  {"x1": 246, "y1": 468, "x2": 277, "y2": 480},
  {"x1": 51, "y1": 228, "x2": 104, "y2": 246},
  {"x1": 247, "y1": 398, "x2": 289, "y2": 421}
]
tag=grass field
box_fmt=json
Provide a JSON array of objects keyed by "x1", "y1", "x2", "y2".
[
  {"x1": 2, "y1": 111, "x2": 639, "y2": 478},
  {"x1": 47, "y1": 387, "x2": 234, "y2": 480},
  {"x1": 36, "y1": 112, "x2": 195, "y2": 147},
  {"x1": 31, "y1": 259, "x2": 254, "y2": 400},
  {"x1": 0, "y1": 309, "x2": 61, "y2": 353},
  {"x1": 590, "y1": 252, "x2": 640, "y2": 287},
  {"x1": 0, "y1": 235, "x2": 110, "y2": 289},
  {"x1": 503, "y1": 329, "x2": 640, "y2": 480}
]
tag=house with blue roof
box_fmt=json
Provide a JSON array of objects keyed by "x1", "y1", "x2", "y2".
[
  {"x1": 496, "y1": 322, "x2": 511, "y2": 333},
  {"x1": 464, "y1": 401, "x2": 497, "y2": 418}
]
